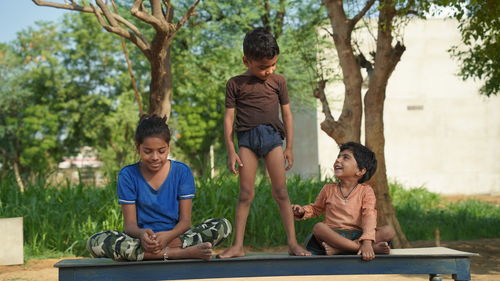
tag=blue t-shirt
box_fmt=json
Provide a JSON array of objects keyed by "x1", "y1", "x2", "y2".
[{"x1": 117, "y1": 160, "x2": 195, "y2": 232}]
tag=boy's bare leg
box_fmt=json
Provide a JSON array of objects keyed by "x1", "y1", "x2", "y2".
[
  {"x1": 143, "y1": 242, "x2": 213, "y2": 261},
  {"x1": 322, "y1": 242, "x2": 342, "y2": 255},
  {"x1": 313, "y1": 222, "x2": 360, "y2": 254},
  {"x1": 265, "y1": 147, "x2": 310, "y2": 256},
  {"x1": 218, "y1": 147, "x2": 258, "y2": 258},
  {"x1": 373, "y1": 225, "x2": 395, "y2": 254}
]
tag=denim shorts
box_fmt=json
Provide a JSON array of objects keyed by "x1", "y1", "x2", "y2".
[
  {"x1": 304, "y1": 229, "x2": 363, "y2": 255},
  {"x1": 237, "y1": 125, "x2": 283, "y2": 158}
]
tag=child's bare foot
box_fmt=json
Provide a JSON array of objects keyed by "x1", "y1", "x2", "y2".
[
  {"x1": 217, "y1": 245, "x2": 245, "y2": 259},
  {"x1": 288, "y1": 243, "x2": 311, "y2": 256},
  {"x1": 187, "y1": 242, "x2": 213, "y2": 261},
  {"x1": 322, "y1": 242, "x2": 341, "y2": 256},
  {"x1": 373, "y1": 241, "x2": 391, "y2": 254}
]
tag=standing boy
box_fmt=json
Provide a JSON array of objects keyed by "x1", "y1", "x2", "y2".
[{"x1": 219, "y1": 27, "x2": 310, "y2": 258}]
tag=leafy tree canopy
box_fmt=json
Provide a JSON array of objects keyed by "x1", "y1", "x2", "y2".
[{"x1": 437, "y1": 0, "x2": 499, "y2": 96}]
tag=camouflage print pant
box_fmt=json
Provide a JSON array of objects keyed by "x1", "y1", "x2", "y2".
[{"x1": 86, "y1": 217, "x2": 231, "y2": 261}]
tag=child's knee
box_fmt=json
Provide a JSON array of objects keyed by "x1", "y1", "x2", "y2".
[
  {"x1": 385, "y1": 225, "x2": 396, "y2": 240},
  {"x1": 312, "y1": 222, "x2": 328, "y2": 236},
  {"x1": 271, "y1": 186, "x2": 289, "y2": 202},
  {"x1": 379, "y1": 225, "x2": 396, "y2": 240},
  {"x1": 238, "y1": 187, "x2": 255, "y2": 204}
]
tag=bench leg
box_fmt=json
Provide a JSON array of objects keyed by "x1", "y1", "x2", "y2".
[{"x1": 429, "y1": 274, "x2": 442, "y2": 281}]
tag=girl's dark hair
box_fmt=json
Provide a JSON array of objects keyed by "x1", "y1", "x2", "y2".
[
  {"x1": 243, "y1": 27, "x2": 280, "y2": 60},
  {"x1": 339, "y1": 142, "x2": 377, "y2": 183},
  {"x1": 134, "y1": 114, "x2": 170, "y2": 145}
]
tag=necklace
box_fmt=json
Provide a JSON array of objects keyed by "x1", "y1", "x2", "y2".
[{"x1": 338, "y1": 182, "x2": 358, "y2": 204}]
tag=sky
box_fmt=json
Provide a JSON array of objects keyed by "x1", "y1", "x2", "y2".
[
  {"x1": 0, "y1": 2, "x2": 457, "y2": 44},
  {"x1": 0, "y1": 1, "x2": 68, "y2": 43}
]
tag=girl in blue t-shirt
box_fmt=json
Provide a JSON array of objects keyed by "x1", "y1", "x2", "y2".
[{"x1": 87, "y1": 115, "x2": 231, "y2": 261}]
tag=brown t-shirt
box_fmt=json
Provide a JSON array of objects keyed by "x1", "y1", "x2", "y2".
[{"x1": 225, "y1": 73, "x2": 290, "y2": 137}]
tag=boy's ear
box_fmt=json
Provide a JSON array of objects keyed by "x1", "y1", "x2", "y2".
[{"x1": 242, "y1": 56, "x2": 250, "y2": 67}]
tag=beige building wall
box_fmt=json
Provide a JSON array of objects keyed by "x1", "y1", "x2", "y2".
[{"x1": 292, "y1": 19, "x2": 500, "y2": 195}]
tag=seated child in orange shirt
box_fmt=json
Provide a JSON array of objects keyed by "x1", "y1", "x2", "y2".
[{"x1": 292, "y1": 142, "x2": 395, "y2": 261}]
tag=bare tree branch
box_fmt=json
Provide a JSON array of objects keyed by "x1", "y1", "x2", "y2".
[
  {"x1": 96, "y1": 0, "x2": 119, "y2": 26},
  {"x1": 32, "y1": 0, "x2": 150, "y2": 53},
  {"x1": 350, "y1": 0, "x2": 376, "y2": 27},
  {"x1": 313, "y1": 79, "x2": 335, "y2": 123},
  {"x1": 111, "y1": 0, "x2": 143, "y2": 115},
  {"x1": 90, "y1": 3, "x2": 150, "y2": 55},
  {"x1": 150, "y1": 0, "x2": 165, "y2": 20},
  {"x1": 321, "y1": 27, "x2": 334, "y2": 38},
  {"x1": 175, "y1": 0, "x2": 201, "y2": 31},
  {"x1": 274, "y1": 0, "x2": 286, "y2": 39},
  {"x1": 261, "y1": 0, "x2": 271, "y2": 32},
  {"x1": 131, "y1": 0, "x2": 165, "y2": 31},
  {"x1": 163, "y1": 0, "x2": 172, "y2": 21},
  {"x1": 33, "y1": 0, "x2": 93, "y2": 12}
]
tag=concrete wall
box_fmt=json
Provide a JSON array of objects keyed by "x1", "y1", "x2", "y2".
[
  {"x1": 289, "y1": 105, "x2": 320, "y2": 179},
  {"x1": 292, "y1": 19, "x2": 500, "y2": 195}
]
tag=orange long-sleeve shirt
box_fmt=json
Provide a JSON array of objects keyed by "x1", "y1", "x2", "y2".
[{"x1": 300, "y1": 183, "x2": 377, "y2": 241}]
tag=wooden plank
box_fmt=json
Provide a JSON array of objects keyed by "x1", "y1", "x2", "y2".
[{"x1": 55, "y1": 247, "x2": 477, "y2": 281}]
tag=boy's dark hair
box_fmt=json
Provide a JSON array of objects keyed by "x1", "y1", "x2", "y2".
[
  {"x1": 135, "y1": 114, "x2": 170, "y2": 145},
  {"x1": 339, "y1": 142, "x2": 377, "y2": 183},
  {"x1": 243, "y1": 27, "x2": 280, "y2": 60}
]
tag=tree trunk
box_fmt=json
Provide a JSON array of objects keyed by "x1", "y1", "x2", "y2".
[
  {"x1": 364, "y1": 0, "x2": 409, "y2": 248},
  {"x1": 13, "y1": 159, "x2": 25, "y2": 193},
  {"x1": 323, "y1": 0, "x2": 363, "y2": 143},
  {"x1": 149, "y1": 39, "x2": 173, "y2": 120},
  {"x1": 365, "y1": 87, "x2": 410, "y2": 248}
]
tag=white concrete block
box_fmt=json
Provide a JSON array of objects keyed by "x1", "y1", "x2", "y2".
[{"x1": 0, "y1": 217, "x2": 24, "y2": 265}]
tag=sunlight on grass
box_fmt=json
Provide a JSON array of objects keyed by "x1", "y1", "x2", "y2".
[{"x1": 1, "y1": 174, "x2": 499, "y2": 258}]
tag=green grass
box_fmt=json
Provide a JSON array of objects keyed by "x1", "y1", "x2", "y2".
[
  {"x1": 1, "y1": 174, "x2": 499, "y2": 259},
  {"x1": 0, "y1": 175, "x2": 123, "y2": 259},
  {"x1": 390, "y1": 182, "x2": 500, "y2": 241}
]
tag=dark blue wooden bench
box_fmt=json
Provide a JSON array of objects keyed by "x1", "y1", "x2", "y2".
[{"x1": 55, "y1": 247, "x2": 477, "y2": 281}]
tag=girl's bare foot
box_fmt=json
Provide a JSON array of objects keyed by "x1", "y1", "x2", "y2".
[
  {"x1": 322, "y1": 242, "x2": 342, "y2": 256},
  {"x1": 217, "y1": 245, "x2": 245, "y2": 259},
  {"x1": 373, "y1": 241, "x2": 391, "y2": 254},
  {"x1": 168, "y1": 242, "x2": 213, "y2": 261},
  {"x1": 288, "y1": 243, "x2": 311, "y2": 256}
]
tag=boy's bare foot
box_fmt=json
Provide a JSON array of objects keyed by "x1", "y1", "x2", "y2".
[
  {"x1": 373, "y1": 241, "x2": 391, "y2": 254},
  {"x1": 288, "y1": 243, "x2": 311, "y2": 256},
  {"x1": 217, "y1": 245, "x2": 245, "y2": 259},
  {"x1": 322, "y1": 242, "x2": 341, "y2": 256}
]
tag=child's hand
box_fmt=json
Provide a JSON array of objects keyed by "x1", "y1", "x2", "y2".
[
  {"x1": 155, "y1": 231, "x2": 177, "y2": 250},
  {"x1": 291, "y1": 204, "x2": 305, "y2": 219},
  {"x1": 140, "y1": 229, "x2": 160, "y2": 253},
  {"x1": 283, "y1": 148, "x2": 293, "y2": 170},
  {"x1": 227, "y1": 151, "x2": 243, "y2": 175},
  {"x1": 357, "y1": 240, "x2": 375, "y2": 261}
]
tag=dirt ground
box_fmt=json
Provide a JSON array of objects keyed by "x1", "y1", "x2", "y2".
[{"x1": 1, "y1": 195, "x2": 499, "y2": 281}]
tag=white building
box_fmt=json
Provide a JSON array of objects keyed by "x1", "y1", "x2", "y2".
[
  {"x1": 55, "y1": 146, "x2": 104, "y2": 185},
  {"x1": 290, "y1": 19, "x2": 500, "y2": 195}
]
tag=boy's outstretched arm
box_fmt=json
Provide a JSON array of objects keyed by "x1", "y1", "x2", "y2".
[
  {"x1": 281, "y1": 104, "x2": 294, "y2": 170},
  {"x1": 224, "y1": 108, "x2": 243, "y2": 174}
]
